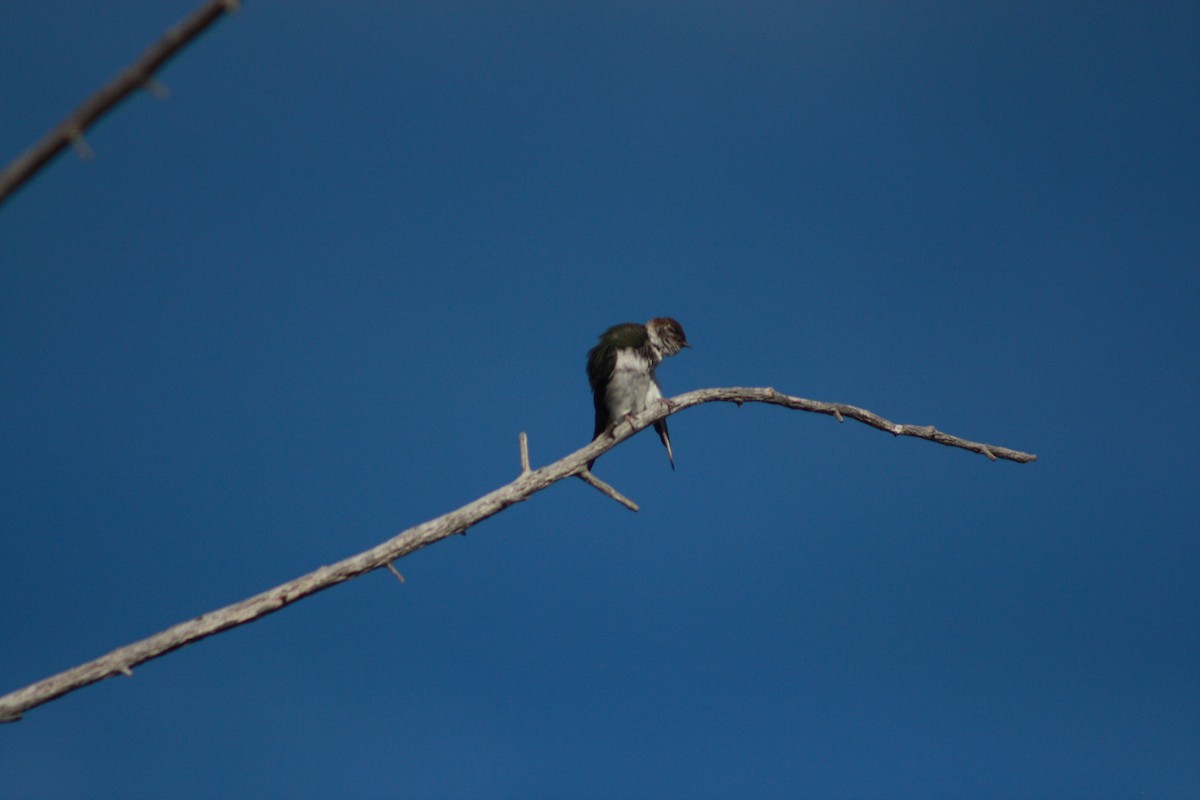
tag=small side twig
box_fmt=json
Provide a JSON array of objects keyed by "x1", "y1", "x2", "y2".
[
  {"x1": 518, "y1": 432, "x2": 531, "y2": 474},
  {"x1": 67, "y1": 128, "x2": 94, "y2": 161},
  {"x1": 142, "y1": 78, "x2": 172, "y2": 100},
  {"x1": 385, "y1": 562, "x2": 405, "y2": 584},
  {"x1": 577, "y1": 469, "x2": 640, "y2": 512}
]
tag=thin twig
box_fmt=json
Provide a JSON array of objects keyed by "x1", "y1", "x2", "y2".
[
  {"x1": 577, "y1": 469, "x2": 640, "y2": 512},
  {"x1": 67, "y1": 128, "x2": 95, "y2": 161},
  {"x1": 518, "y1": 432, "x2": 531, "y2": 474},
  {"x1": 0, "y1": 0, "x2": 238, "y2": 207},
  {"x1": 143, "y1": 78, "x2": 172, "y2": 101},
  {"x1": 0, "y1": 386, "x2": 1034, "y2": 722}
]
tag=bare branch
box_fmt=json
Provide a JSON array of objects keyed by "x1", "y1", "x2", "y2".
[
  {"x1": 677, "y1": 387, "x2": 1037, "y2": 463},
  {"x1": 0, "y1": 0, "x2": 238, "y2": 207},
  {"x1": 0, "y1": 386, "x2": 1034, "y2": 722}
]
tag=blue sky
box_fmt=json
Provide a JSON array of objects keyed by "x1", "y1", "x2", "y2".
[{"x1": 1, "y1": 2, "x2": 1197, "y2": 797}]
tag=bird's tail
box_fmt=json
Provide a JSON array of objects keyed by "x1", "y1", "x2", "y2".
[{"x1": 654, "y1": 420, "x2": 675, "y2": 471}]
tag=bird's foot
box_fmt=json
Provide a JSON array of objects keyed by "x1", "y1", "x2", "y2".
[
  {"x1": 602, "y1": 419, "x2": 627, "y2": 439},
  {"x1": 605, "y1": 413, "x2": 639, "y2": 436}
]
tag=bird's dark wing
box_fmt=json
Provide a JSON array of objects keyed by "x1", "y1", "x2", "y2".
[
  {"x1": 592, "y1": 395, "x2": 610, "y2": 441},
  {"x1": 586, "y1": 322, "x2": 647, "y2": 440},
  {"x1": 587, "y1": 342, "x2": 615, "y2": 440},
  {"x1": 603, "y1": 322, "x2": 651, "y2": 350}
]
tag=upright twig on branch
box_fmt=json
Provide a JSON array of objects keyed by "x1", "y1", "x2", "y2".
[
  {"x1": 0, "y1": 386, "x2": 1035, "y2": 722},
  {"x1": 0, "y1": 0, "x2": 239, "y2": 207}
]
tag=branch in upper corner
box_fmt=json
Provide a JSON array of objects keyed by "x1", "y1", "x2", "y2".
[{"x1": 0, "y1": 0, "x2": 238, "y2": 207}]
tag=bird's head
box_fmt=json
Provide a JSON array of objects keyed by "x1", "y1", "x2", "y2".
[{"x1": 647, "y1": 317, "x2": 690, "y2": 358}]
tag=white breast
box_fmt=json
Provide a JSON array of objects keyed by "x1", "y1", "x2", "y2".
[{"x1": 605, "y1": 349, "x2": 661, "y2": 420}]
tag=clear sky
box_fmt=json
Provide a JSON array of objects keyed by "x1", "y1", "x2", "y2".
[{"x1": 1, "y1": 2, "x2": 1197, "y2": 797}]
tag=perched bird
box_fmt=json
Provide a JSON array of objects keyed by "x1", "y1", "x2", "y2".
[{"x1": 586, "y1": 317, "x2": 690, "y2": 470}]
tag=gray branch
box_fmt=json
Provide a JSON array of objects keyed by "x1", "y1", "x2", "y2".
[
  {"x1": 0, "y1": 386, "x2": 1035, "y2": 722},
  {"x1": 0, "y1": 0, "x2": 239, "y2": 207}
]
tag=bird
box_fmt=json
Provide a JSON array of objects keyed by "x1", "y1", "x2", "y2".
[{"x1": 586, "y1": 317, "x2": 690, "y2": 470}]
